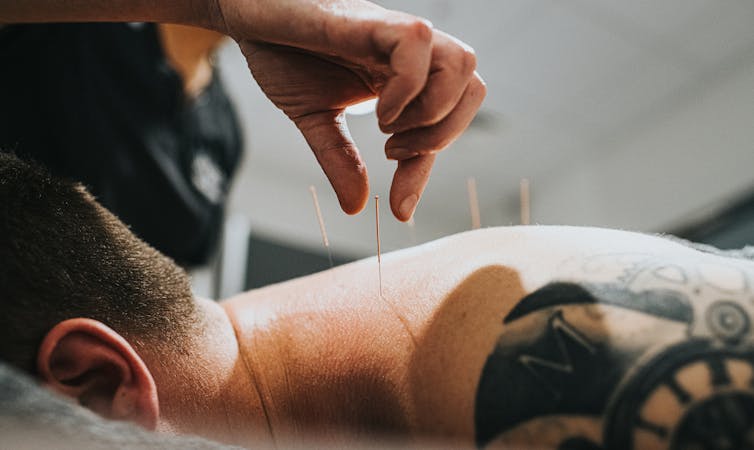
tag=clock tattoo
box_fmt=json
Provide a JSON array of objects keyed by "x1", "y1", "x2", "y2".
[{"x1": 475, "y1": 255, "x2": 754, "y2": 449}]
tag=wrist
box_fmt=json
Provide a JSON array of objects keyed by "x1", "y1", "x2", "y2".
[
  {"x1": 210, "y1": 0, "x2": 381, "y2": 49},
  {"x1": 191, "y1": 0, "x2": 231, "y2": 33}
]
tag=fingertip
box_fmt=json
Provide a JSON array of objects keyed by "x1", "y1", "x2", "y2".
[
  {"x1": 385, "y1": 147, "x2": 419, "y2": 160},
  {"x1": 338, "y1": 190, "x2": 369, "y2": 215},
  {"x1": 393, "y1": 210, "x2": 411, "y2": 223},
  {"x1": 331, "y1": 167, "x2": 370, "y2": 215},
  {"x1": 390, "y1": 197, "x2": 407, "y2": 221},
  {"x1": 389, "y1": 154, "x2": 435, "y2": 221},
  {"x1": 392, "y1": 193, "x2": 418, "y2": 222}
]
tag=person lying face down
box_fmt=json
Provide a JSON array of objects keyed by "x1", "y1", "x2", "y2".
[{"x1": 2, "y1": 153, "x2": 754, "y2": 449}]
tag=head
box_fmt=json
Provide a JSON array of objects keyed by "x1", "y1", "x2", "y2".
[{"x1": 0, "y1": 153, "x2": 216, "y2": 430}]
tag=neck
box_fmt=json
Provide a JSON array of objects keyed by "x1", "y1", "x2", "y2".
[
  {"x1": 221, "y1": 281, "x2": 416, "y2": 444},
  {"x1": 152, "y1": 250, "x2": 444, "y2": 446},
  {"x1": 150, "y1": 298, "x2": 275, "y2": 447}
]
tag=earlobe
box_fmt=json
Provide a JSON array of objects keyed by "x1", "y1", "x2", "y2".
[{"x1": 37, "y1": 318, "x2": 159, "y2": 430}]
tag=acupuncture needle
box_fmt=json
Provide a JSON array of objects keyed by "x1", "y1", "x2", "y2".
[
  {"x1": 520, "y1": 178, "x2": 530, "y2": 226},
  {"x1": 407, "y1": 216, "x2": 417, "y2": 245},
  {"x1": 375, "y1": 195, "x2": 384, "y2": 298},
  {"x1": 373, "y1": 194, "x2": 418, "y2": 347},
  {"x1": 309, "y1": 185, "x2": 334, "y2": 268},
  {"x1": 467, "y1": 177, "x2": 481, "y2": 230}
]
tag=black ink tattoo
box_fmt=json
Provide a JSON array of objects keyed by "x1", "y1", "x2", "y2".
[
  {"x1": 475, "y1": 256, "x2": 754, "y2": 449},
  {"x1": 603, "y1": 341, "x2": 754, "y2": 450},
  {"x1": 517, "y1": 310, "x2": 597, "y2": 399},
  {"x1": 475, "y1": 284, "x2": 648, "y2": 447},
  {"x1": 504, "y1": 282, "x2": 693, "y2": 324}
]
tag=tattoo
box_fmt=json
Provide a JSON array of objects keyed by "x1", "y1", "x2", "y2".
[
  {"x1": 504, "y1": 282, "x2": 694, "y2": 324},
  {"x1": 475, "y1": 254, "x2": 754, "y2": 449}
]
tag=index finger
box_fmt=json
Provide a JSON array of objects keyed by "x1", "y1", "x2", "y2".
[
  {"x1": 295, "y1": 110, "x2": 370, "y2": 215},
  {"x1": 389, "y1": 153, "x2": 436, "y2": 221},
  {"x1": 373, "y1": 19, "x2": 434, "y2": 126}
]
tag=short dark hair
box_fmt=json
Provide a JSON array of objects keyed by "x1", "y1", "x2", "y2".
[{"x1": 0, "y1": 153, "x2": 201, "y2": 373}]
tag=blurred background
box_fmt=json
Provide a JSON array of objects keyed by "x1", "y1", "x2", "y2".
[{"x1": 198, "y1": 0, "x2": 754, "y2": 296}]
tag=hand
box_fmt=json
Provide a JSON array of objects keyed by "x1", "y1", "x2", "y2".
[{"x1": 213, "y1": 0, "x2": 486, "y2": 220}]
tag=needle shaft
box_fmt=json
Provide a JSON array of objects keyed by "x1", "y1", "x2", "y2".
[
  {"x1": 407, "y1": 216, "x2": 417, "y2": 245},
  {"x1": 309, "y1": 185, "x2": 334, "y2": 267},
  {"x1": 520, "y1": 178, "x2": 530, "y2": 226},
  {"x1": 375, "y1": 195, "x2": 383, "y2": 298},
  {"x1": 467, "y1": 177, "x2": 481, "y2": 230}
]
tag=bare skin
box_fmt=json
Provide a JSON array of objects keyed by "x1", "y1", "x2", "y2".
[
  {"x1": 211, "y1": 226, "x2": 754, "y2": 448},
  {"x1": 2, "y1": 0, "x2": 485, "y2": 220},
  {"x1": 158, "y1": 24, "x2": 226, "y2": 97},
  {"x1": 36, "y1": 226, "x2": 754, "y2": 448}
]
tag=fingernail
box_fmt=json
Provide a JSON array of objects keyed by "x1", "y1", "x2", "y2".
[
  {"x1": 399, "y1": 194, "x2": 418, "y2": 220},
  {"x1": 381, "y1": 107, "x2": 400, "y2": 126},
  {"x1": 387, "y1": 148, "x2": 419, "y2": 160}
]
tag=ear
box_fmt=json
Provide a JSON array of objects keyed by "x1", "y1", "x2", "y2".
[{"x1": 37, "y1": 318, "x2": 159, "y2": 430}]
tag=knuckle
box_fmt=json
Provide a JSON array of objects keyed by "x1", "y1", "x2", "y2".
[
  {"x1": 439, "y1": 36, "x2": 477, "y2": 75},
  {"x1": 469, "y1": 75, "x2": 487, "y2": 100},
  {"x1": 405, "y1": 18, "x2": 433, "y2": 43},
  {"x1": 459, "y1": 48, "x2": 478, "y2": 75}
]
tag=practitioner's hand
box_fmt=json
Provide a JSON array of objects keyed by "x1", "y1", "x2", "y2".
[{"x1": 211, "y1": 0, "x2": 486, "y2": 221}]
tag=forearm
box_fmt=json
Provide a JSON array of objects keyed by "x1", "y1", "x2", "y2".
[
  {"x1": 1, "y1": 0, "x2": 412, "y2": 61},
  {"x1": 0, "y1": 0, "x2": 220, "y2": 30},
  {"x1": 216, "y1": 0, "x2": 390, "y2": 49}
]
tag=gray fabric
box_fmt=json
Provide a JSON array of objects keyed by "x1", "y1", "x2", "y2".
[{"x1": 0, "y1": 362, "x2": 239, "y2": 449}]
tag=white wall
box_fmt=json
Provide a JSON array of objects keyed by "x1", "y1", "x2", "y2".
[{"x1": 533, "y1": 55, "x2": 754, "y2": 231}]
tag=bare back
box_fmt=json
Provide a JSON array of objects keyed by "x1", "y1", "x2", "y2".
[{"x1": 222, "y1": 226, "x2": 754, "y2": 449}]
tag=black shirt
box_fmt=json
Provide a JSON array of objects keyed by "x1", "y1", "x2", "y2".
[{"x1": 0, "y1": 23, "x2": 242, "y2": 266}]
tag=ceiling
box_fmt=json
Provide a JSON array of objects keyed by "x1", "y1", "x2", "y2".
[{"x1": 216, "y1": 0, "x2": 754, "y2": 257}]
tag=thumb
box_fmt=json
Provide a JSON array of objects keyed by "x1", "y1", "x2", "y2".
[{"x1": 294, "y1": 110, "x2": 369, "y2": 215}]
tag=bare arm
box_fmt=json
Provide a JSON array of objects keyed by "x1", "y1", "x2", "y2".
[
  {"x1": 0, "y1": 0, "x2": 217, "y2": 28},
  {"x1": 401, "y1": 229, "x2": 754, "y2": 449},
  {"x1": 158, "y1": 24, "x2": 226, "y2": 97}
]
